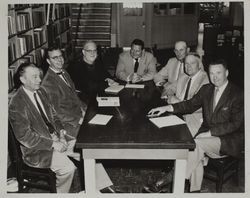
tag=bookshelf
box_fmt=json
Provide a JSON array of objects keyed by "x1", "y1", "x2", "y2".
[{"x1": 8, "y1": 4, "x2": 73, "y2": 92}]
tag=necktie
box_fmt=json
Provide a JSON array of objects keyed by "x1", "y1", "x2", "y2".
[
  {"x1": 177, "y1": 61, "x2": 183, "y2": 80},
  {"x1": 57, "y1": 71, "x2": 71, "y2": 87},
  {"x1": 213, "y1": 87, "x2": 219, "y2": 111},
  {"x1": 34, "y1": 92, "x2": 55, "y2": 134},
  {"x1": 184, "y1": 78, "x2": 192, "y2": 100},
  {"x1": 134, "y1": 58, "x2": 139, "y2": 73}
]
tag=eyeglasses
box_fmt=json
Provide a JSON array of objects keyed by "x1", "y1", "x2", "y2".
[
  {"x1": 84, "y1": 49, "x2": 97, "y2": 53},
  {"x1": 50, "y1": 55, "x2": 64, "y2": 61},
  {"x1": 174, "y1": 49, "x2": 186, "y2": 53}
]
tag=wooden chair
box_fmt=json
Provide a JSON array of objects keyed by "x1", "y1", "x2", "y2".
[
  {"x1": 8, "y1": 123, "x2": 57, "y2": 193},
  {"x1": 204, "y1": 155, "x2": 240, "y2": 192}
]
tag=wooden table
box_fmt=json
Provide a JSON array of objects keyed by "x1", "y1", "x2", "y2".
[{"x1": 76, "y1": 81, "x2": 195, "y2": 197}]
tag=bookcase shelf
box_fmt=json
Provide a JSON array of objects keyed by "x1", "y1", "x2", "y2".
[{"x1": 8, "y1": 3, "x2": 73, "y2": 93}]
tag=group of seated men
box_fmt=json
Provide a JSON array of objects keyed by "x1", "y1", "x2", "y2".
[{"x1": 9, "y1": 38, "x2": 243, "y2": 193}]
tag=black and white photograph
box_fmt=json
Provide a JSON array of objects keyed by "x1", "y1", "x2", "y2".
[{"x1": 0, "y1": 0, "x2": 249, "y2": 197}]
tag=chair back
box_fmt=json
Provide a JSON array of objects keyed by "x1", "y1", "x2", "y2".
[{"x1": 8, "y1": 123, "x2": 25, "y2": 183}]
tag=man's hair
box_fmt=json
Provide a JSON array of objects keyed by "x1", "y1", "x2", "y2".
[
  {"x1": 209, "y1": 59, "x2": 228, "y2": 70},
  {"x1": 45, "y1": 44, "x2": 61, "y2": 59},
  {"x1": 131, "y1": 39, "x2": 144, "y2": 50},
  {"x1": 14, "y1": 62, "x2": 41, "y2": 89},
  {"x1": 83, "y1": 40, "x2": 96, "y2": 49}
]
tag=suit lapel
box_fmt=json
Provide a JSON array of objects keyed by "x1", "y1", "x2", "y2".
[
  {"x1": 19, "y1": 87, "x2": 46, "y2": 125},
  {"x1": 189, "y1": 71, "x2": 204, "y2": 98}
]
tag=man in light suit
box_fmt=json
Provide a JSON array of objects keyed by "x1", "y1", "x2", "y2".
[
  {"x1": 116, "y1": 39, "x2": 157, "y2": 83},
  {"x1": 9, "y1": 63, "x2": 76, "y2": 193},
  {"x1": 41, "y1": 46, "x2": 115, "y2": 192},
  {"x1": 147, "y1": 59, "x2": 244, "y2": 192},
  {"x1": 167, "y1": 53, "x2": 209, "y2": 136},
  {"x1": 154, "y1": 41, "x2": 192, "y2": 97}
]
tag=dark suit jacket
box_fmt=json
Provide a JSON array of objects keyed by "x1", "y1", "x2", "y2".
[
  {"x1": 41, "y1": 68, "x2": 84, "y2": 137},
  {"x1": 9, "y1": 87, "x2": 63, "y2": 168},
  {"x1": 172, "y1": 83, "x2": 244, "y2": 157},
  {"x1": 67, "y1": 59, "x2": 111, "y2": 100}
]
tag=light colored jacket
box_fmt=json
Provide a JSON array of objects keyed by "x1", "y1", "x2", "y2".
[{"x1": 116, "y1": 50, "x2": 157, "y2": 81}]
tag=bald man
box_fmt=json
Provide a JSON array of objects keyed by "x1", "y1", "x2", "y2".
[
  {"x1": 154, "y1": 41, "x2": 195, "y2": 97},
  {"x1": 167, "y1": 53, "x2": 209, "y2": 136}
]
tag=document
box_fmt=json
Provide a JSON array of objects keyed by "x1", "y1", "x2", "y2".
[
  {"x1": 125, "y1": 84, "x2": 145, "y2": 89},
  {"x1": 149, "y1": 115, "x2": 185, "y2": 128},
  {"x1": 105, "y1": 85, "x2": 124, "y2": 94},
  {"x1": 96, "y1": 97, "x2": 120, "y2": 106},
  {"x1": 88, "y1": 114, "x2": 113, "y2": 125}
]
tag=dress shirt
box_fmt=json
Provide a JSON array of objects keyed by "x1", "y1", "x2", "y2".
[
  {"x1": 214, "y1": 80, "x2": 229, "y2": 107},
  {"x1": 22, "y1": 86, "x2": 49, "y2": 119},
  {"x1": 126, "y1": 57, "x2": 141, "y2": 82},
  {"x1": 181, "y1": 70, "x2": 201, "y2": 100}
]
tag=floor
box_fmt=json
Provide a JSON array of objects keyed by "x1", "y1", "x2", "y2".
[{"x1": 9, "y1": 156, "x2": 244, "y2": 194}]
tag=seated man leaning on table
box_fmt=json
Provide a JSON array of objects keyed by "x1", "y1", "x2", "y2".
[
  {"x1": 115, "y1": 38, "x2": 157, "y2": 83},
  {"x1": 167, "y1": 53, "x2": 209, "y2": 136},
  {"x1": 67, "y1": 40, "x2": 118, "y2": 102},
  {"x1": 145, "y1": 59, "x2": 244, "y2": 193}
]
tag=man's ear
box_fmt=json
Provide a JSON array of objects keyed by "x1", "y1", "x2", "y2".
[
  {"x1": 46, "y1": 58, "x2": 50, "y2": 65},
  {"x1": 82, "y1": 49, "x2": 85, "y2": 56},
  {"x1": 187, "y1": 47, "x2": 190, "y2": 53},
  {"x1": 20, "y1": 76, "x2": 25, "y2": 85},
  {"x1": 226, "y1": 69, "x2": 229, "y2": 77}
]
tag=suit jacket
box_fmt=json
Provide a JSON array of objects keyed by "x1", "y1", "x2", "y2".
[
  {"x1": 168, "y1": 70, "x2": 209, "y2": 136},
  {"x1": 168, "y1": 70, "x2": 209, "y2": 103},
  {"x1": 172, "y1": 83, "x2": 244, "y2": 157},
  {"x1": 115, "y1": 50, "x2": 157, "y2": 81},
  {"x1": 154, "y1": 57, "x2": 182, "y2": 84},
  {"x1": 9, "y1": 87, "x2": 63, "y2": 168},
  {"x1": 67, "y1": 59, "x2": 111, "y2": 100},
  {"x1": 41, "y1": 68, "x2": 84, "y2": 137}
]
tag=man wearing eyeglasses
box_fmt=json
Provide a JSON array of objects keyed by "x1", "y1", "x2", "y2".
[
  {"x1": 154, "y1": 41, "x2": 197, "y2": 98},
  {"x1": 41, "y1": 46, "x2": 86, "y2": 139},
  {"x1": 115, "y1": 39, "x2": 157, "y2": 83},
  {"x1": 41, "y1": 46, "x2": 116, "y2": 193},
  {"x1": 68, "y1": 40, "x2": 118, "y2": 102}
]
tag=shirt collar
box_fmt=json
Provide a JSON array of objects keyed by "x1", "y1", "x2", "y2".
[
  {"x1": 49, "y1": 67, "x2": 63, "y2": 74},
  {"x1": 189, "y1": 69, "x2": 201, "y2": 81},
  {"x1": 215, "y1": 80, "x2": 228, "y2": 92}
]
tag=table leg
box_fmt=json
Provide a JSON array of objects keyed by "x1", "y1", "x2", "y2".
[
  {"x1": 172, "y1": 159, "x2": 187, "y2": 194},
  {"x1": 83, "y1": 158, "x2": 96, "y2": 195}
]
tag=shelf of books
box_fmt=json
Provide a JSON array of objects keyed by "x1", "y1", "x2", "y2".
[{"x1": 8, "y1": 4, "x2": 73, "y2": 93}]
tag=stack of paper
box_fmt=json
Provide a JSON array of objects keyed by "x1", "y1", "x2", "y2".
[
  {"x1": 96, "y1": 97, "x2": 120, "y2": 107},
  {"x1": 125, "y1": 84, "x2": 145, "y2": 89},
  {"x1": 149, "y1": 115, "x2": 185, "y2": 128},
  {"x1": 88, "y1": 114, "x2": 113, "y2": 125},
  {"x1": 105, "y1": 85, "x2": 124, "y2": 94}
]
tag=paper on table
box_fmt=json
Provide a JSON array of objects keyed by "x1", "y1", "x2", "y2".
[
  {"x1": 105, "y1": 85, "x2": 124, "y2": 93},
  {"x1": 125, "y1": 84, "x2": 145, "y2": 89},
  {"x1": 149, "y1": 115, "x2": 185, "y2": 128},
  {"x1": 88, "y1": 114, "x2": 113, "y2": 125}
]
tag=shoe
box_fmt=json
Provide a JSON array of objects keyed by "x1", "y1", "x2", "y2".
[{"x1": 143, "y1": 169, "x2": 173, "y2": 193}]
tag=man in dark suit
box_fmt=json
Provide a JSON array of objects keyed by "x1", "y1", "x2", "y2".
[
  {"x1": 41, "y1": 46, "x2": 115, "y2": 192},
  {"x1": 116, "y1": 39, "x2": 157, "y2": 83},
  {"x1": 41, "y1": 46, "x2": 86, "y2": 138},
  {"x1": 147, "y1": 59, "x2": 244, "y2": 192},
  {"x1": 67, "y1": 40, "x2": 118, "y2": 102},
  {"x1": 9, "y1": 63, "x2": 76, "y2": 193}
]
